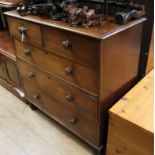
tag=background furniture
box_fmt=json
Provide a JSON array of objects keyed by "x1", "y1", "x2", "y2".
[
  {"x1": 0, "y1": 1, "x2": 22, "y2": 98},
  {"x1": 106, "y1": 69, "x2": 154, "y2": 155},
  {"x1": 6, "y1": 10, "x2": 145, "y2": 154}
]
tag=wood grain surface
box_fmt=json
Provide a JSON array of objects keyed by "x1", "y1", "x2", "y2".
[{"x1": 106, "y1": 69, "x2": 154, "y2": 155}]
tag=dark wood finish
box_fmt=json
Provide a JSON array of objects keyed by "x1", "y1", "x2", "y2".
[
  {"x1": 18, "y1": 59, "x2": 98, "y2": 122},
  {"x1": 0, "y1": 31, "x2": 15, "y2": 60},
  {"x1": 20, "y1": 67, "x2": 100, "y2": 147},
  {"x1": 0, "y1": 2, "x2": 22, "y2": 98},
  {"x1": 5, "y1": 11, "x2": 145, "y2": 39},
  {"x1": 43, "y1": 27, "x2": 99, "y2": 67},
  {"x1": 4, "y1": 57, "x2": 21, "y2": 87},
  {"x1": 14, "y1": 39, "x2": 98, "y2": 95},
  {"x1": 0, "y1": 55, "x2": 6, "y2": 79},
  {"x1": 0, "y1": 54, "x2": 21, "y2": 88},
  {"x1": 6, "y1": 10, "x2": 145, "y2": 150},
  {"x1": 8, "y1": 17, "x2": 42, "y2": 46}
]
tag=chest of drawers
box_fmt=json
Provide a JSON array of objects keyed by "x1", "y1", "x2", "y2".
[{"x1": 6, "y1": 10, "x2": 145, "y2": 153}]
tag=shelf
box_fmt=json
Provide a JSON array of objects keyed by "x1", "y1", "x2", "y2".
[{"x1": 0, "y1": 30, "x2": 16, "y2": 60}]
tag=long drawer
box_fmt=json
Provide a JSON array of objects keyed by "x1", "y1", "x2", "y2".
[
  {"x1": 18, "y1": 61, "x2": 99, "y2": 147},
  {"x1": 15, "y1": 39, "x2": 98, "y2": 94},
  {"x1": 8, "y1": 17, "x2": 42, "y2": 46},
  {"x1": 43, "y1": 26, "x2": 99, "y2": 67},
  {"x1": 18, "y1": 59, "x2": 98, "y2": 122}
]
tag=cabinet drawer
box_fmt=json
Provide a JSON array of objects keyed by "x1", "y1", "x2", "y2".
[
  {"x1": 21, "y1": 72, "x2": 99, "y2": 147},
  {"x1": 43, "y1": 27, "x2": 99, "y2": 67},
  {"x1": 7, "y1": 17, "x2": 42, "y2": 46},
  {"x1": 18, "y1": 59, "x2": 98, "y2": 122},
  {"x1": 15, "y1": 39, "x2": 98, "y2": 94},
  {"x1": 25, "y1": 84, "x2": 99, "y2": 147}
]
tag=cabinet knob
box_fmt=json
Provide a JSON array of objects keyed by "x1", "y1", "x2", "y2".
[
  {"x1": 24, "y1": 49, "x2": 31, "y2": 56},
  {"x1": 33, "y1": 94, "x2": 40, "y2": 99},
  {"x1": 28, "y1": 72, "x2": 35, "y2": 78},
  {"x1": 69, "y1": 117, "x2": 78, "y2": 125},
  {"x1": 18, "y1": 26, "x2": 28, "y2": 42},
  {"x1": 65, "y1": 67, "x2": 73, "y2": 75},
  {"x1": 62, "y1": 40, "x2": 72, "y2": 48},
  {"x1": 65, "y1": 95, "x2": 74, "y2": 102}
]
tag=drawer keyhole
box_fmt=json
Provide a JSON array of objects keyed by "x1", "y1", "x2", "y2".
[
  {"x1": 18, "y1": 26, "x2": 28, "y2": 42},
  {"x1": 69, "y1": 117, "x2": 78, "y2": 125}
]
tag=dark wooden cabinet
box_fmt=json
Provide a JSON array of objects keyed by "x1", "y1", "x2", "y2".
[
  {"x1": 5, "y1": 57, "x2": 21, "y2": 87},
  {"x1": 6, "y1": 10, "x2": 145, "y2": 153},
  {"x1": 0, "y1": 1, "x2": 22, "y2": 97},
  {"x1": 0, "y1": 54, "x2": 21, "y2": 88},
  {"x1": 0, "y1": 55, "x2": 6, "y2": 79}
]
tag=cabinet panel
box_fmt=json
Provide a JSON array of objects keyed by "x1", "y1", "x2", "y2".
[
  {"x1": 0, "y1": 55, "x2": 6, "y2": 79},
  {"x1": 4, "y1": 57, "x2": 21, "y2": 87}
]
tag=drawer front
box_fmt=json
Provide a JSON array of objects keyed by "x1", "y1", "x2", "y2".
[
  {"x1": 18, "y1": 60, "x2": 97, "y2": 122},
  {"x1": 7, "y1": 17, "x2": 42, "y2": 46},
  {"x1": 43, "y1": 27, "x2": 99, "y2": 67},
  {"x1": 15, "y1": 39, "x2": 98, "y2": 94},
  {"x1": 20, "y1": 69, "x2": 99, "y2": 147}
]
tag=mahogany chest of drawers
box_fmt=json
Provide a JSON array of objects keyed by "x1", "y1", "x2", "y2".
[{"x1": 6, "y1": 10, "x2": 145, "y2": 153}]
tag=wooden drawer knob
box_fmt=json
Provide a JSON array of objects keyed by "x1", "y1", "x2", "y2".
[
  {"x1": 65, "y1": 67, "x2": 73, "y2": 75},
  {"x1": 62, "y1": 40, "x2": 72, "y2": 48},
  {"x1": 69, "y1": 117, "x2": 78, "y2": 125},
  {"x1": 28, "y1": 72, "x2": 35, "y2": 78},
  {"x1": 18, "y1": 26, "x2": 28, "y2": 42},
  {"x1": 65, "y1": 95, "x2": 74, "y2": 102},
  {"x1": 24, "y1": 49, "x2": 31, "y2": 56},
  {"x1": 33, "y1": 94, "x2": 40, "y2": 99}
]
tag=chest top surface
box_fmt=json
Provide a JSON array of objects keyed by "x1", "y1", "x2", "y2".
[
  {"x1": 110, "y1": 70, "x2": 154, "y2": 134},
  {"x1": 5, "y1": 10, "x2": 146, "y2": 40}
]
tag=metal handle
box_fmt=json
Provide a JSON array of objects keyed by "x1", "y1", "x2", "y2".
[
  {"x1": 65, "y1": 67, "x2": 73, "y2": 75},
  {"x1": 18, "y1": 26, "x2": 28, "y2": 42},
  {"x1": 19, "y1": 26, "x2": 28, "y2": 34},
  {"x1": 28, "y1": 72, "x2": 35, "y2": 78},
  {"x1": 33, "y1": 94, "x2": 40, "y2": 99},
  {"x1": 62, "y1": 40, "x2": 72, "y2": 48},
  {"x1": 69, "y1": 117, "x2": 78, "y2": 125},
  {"x1": 24, "y1": 49, "x2": 31, "y2": 56},
  {"x1": 65, "y1": 95, "x2": 74, "y2": 102}
]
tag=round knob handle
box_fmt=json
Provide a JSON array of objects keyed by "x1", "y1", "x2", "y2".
[
  {"x1": 33, "y1": 94, "x2": 40, "y2": 99},
  {"x1": 65, "y1": 95, "x2": 74, "y2": 102},
  {"x1": 65, "y1": 67, "x2": 73, "y2": 75},
  {"x1": 69, "y1": 117, "x2": 78, "y2": 125},
  {"x1": 62, "y1": 40, "x2": 72, "y2": 48},
  {"x1": 24, "y1": 49, "x2": 31, "y2": 56},
  {"x1": 28, "y1": 72, "x2": 35, "y2": 78}
]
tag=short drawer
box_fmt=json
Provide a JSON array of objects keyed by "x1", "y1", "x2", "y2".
[
  {"x1": 18, "y1": 59, "x2": 98, "y2": 122},
  {"x1": 43, "y1": 26, "x2": 99, "y2": 67},
  {"x1": 15, "y1": 39, "x2": 98, "y2": 94},
  {"x1": 7, "y1": 17, "x2": 42, "y2": 46}
]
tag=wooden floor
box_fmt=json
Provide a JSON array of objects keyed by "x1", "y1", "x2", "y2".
[{"x1": 0, "y1": 85, "x2": 94, "y2": 155}]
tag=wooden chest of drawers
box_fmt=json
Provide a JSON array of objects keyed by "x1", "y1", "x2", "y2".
[{"x1": 6, "y1": 10, "x2": 145, "y2": 153}]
